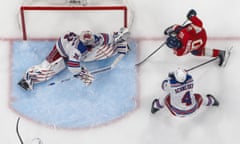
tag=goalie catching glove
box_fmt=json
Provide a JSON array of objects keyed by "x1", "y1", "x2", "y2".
[
  {"x1": 112, "y1": 27, "x2": 131, "y2": 55},
  {"x1": 113, "y1": 27, "x2": 130, "y2": 44},
  {"x1": 74, "y1": 67, "x2": 94, "y2": 86}
]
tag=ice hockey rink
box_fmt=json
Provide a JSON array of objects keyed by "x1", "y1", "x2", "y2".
[{"x1": 1, "y1": 0, "x2": 240, "y2": 144}]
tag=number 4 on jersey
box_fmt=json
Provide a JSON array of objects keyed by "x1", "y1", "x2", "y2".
[{"x1": 181, "y1": 91, "x2": 192, "y2": 106}]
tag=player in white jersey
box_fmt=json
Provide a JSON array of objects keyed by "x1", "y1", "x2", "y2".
[
  {"x1": 151, "y1": 68, "x2": 219, "y2": 117},
  {"x1": 18, "y1": 27, "x2": 130, "y2": 91}
]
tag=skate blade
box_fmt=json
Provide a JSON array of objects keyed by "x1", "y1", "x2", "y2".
[
  {"x1": 18, "y1": 79, "x2": 32, "y2": 91},
  {"x1": 222, "y1": 46, "x2": 233, "y2": 67}
]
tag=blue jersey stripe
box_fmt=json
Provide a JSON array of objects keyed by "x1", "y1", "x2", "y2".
[{"x1": 57, "y1": 39, "x2": 68, "y2": 57}]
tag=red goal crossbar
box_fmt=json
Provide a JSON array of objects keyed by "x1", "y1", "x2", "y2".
[{"x1": 20, "y1": 5, "x2": 128, "y2": 40}]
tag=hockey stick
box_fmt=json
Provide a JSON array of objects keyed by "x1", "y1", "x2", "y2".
[
  {"x1": 91, "y1": 54, "x2": 125, "y2": 74},
  {"x1": 135, "y1": 19, "x2": 189, "y2": 66},
  {"x1": 186, "y1": 57, "x2": 218, "y2": 72},
  {"x1": 135, "y1": 41, "x2": 166, "y2": 66},
  {"x1": 16, "y1": 117, "x2": 43, "y2": 144},
  {"x1": 16, "y1": 117, "x2": 24, "y2": 144},
  {"x1": 48, "y1": 54, "x2": 125, "y2": 86}
]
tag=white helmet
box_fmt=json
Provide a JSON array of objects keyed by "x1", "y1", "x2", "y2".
[
  {"x1": 174, "y1": 68, "x2": 187, "y2": 83},
  {"x1": 79, "y1": 30, "x2": 95, "y2": 46}
]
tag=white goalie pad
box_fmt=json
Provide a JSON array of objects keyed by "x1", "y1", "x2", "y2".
[{"x1": 25, "y1": 57, "x2": 66, "y2": 83}]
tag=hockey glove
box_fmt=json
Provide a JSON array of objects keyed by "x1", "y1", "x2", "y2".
[
  {"x1": 161, "y1": 79, "x2": 168, "y2": 91},
  {"x1": 187, "y1": 9, "x2": 197, "y2": 20},
  {"x1": 164, "y1": 25, "x2": 183, "y2": 36},
  {"x1": 164, "y1": 25, "x2": 175, "y2": 35},
  {"x1": 74, "y1": 67, "x2": 94, "y2": 86},
  {"x1": 113, "y1": 27, "x2": 130, "y2": 44},
  {"x1": 168, "y1": 72, "x2": 175, "y2": 78}
]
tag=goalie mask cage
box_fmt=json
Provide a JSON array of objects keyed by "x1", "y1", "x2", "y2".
[{"x1": 20, "y1": 0, "x2": 133, "y2": 40}]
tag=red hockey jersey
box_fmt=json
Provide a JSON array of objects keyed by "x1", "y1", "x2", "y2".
[{"x1": 173, "y1": 16, "x2": 207, "y2": 56}]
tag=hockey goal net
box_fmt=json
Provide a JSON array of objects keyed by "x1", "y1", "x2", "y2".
[{"x1": 20, "y1": 0, "x2": 133, "y2": 40}]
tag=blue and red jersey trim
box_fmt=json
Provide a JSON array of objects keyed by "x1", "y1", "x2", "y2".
[{"x1": 67, "y1": 60, "x2": 80, "y2": 67}]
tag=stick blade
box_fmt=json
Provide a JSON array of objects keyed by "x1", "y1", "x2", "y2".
[{"x1": 135, "y1": 61, "x2": 144, "y2": 66}]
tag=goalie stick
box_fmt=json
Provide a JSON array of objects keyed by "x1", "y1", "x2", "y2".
[{"x1": 48, "y1": 54, "x2": 125, "y2": 86}]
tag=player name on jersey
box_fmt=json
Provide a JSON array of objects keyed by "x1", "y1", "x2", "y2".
[{"x1": 174, "y1": 83, "x2": 193, "y2": 93}]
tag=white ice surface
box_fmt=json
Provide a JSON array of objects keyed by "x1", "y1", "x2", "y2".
[{"x1": 1, "y1": 0, "x2": 240, "y2": 144}]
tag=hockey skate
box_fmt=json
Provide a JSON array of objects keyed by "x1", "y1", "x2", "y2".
[
  {"x1": 206, "y1": 94, "x2": 219, "y2": 106},
  {"x1": 151, "y1": 99, "x2": 160, "y2": 114},
  {"x1": 218, "y1": 46, "x2": 232, "y2": 67},
  {"x1": 18, "y1": 78, "x2": 33, "y2": 91}
]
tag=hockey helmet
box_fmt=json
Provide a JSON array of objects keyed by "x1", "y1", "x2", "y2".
[
  {"x1": 166, "y1": 36, "x2": 182, "y2": 49},
  {"x1": 174, "y1": 68, "x2": 187, "y2": 83},
  {"x1": 80, "y1": 30, "x2": 95, "y2": 46}
]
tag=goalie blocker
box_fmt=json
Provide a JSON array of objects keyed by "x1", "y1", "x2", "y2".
[{"x1": 18, "y1": 27, "x2": 131, "y2": 90}]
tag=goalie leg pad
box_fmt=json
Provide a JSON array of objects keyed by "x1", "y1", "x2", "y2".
[
  {"x1": 48, "y1": 57, "x2": 66, "y2": 74},
  {"x1": 23, "y1": 57, "x2": 66, "y2": 83}
]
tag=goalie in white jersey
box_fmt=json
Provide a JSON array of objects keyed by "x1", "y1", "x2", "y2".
[
  {"x1": 18, "y1": 27, "x2": 130, "y2": 91},
  {"x1": 151, "y1": 68, "x2": 219, "y2": 117}
]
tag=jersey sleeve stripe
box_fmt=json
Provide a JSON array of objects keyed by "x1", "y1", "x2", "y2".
[{"x1": 67, "y1": 60, "x2": 80, "y2": 67}]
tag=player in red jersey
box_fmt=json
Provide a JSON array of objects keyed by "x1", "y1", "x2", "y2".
[{"x1": 164, "y1": 9, "x2": 230, "y2": 66}]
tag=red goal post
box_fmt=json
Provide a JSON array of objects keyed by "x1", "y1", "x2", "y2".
[{"x1": 19, "y1": 0, "x2": 133, "y2": 40}]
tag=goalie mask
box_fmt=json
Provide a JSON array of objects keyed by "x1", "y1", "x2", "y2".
[
  {"x1": 174, "y1": 68, "x2": 187, "y2": 83},
  {"x1": 80, "y1": 31, "x2": 95, "y2": 46}
]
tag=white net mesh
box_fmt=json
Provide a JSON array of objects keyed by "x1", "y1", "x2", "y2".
[
  {"x1": 22, "y1": 0, "x2": 124, "y2": 6},
  {"x1": 19, "y1": 0, "x2": 134, "y2": 40}
]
